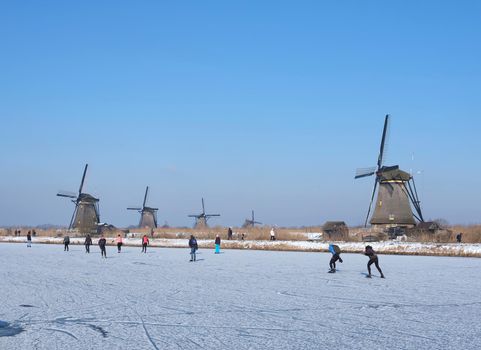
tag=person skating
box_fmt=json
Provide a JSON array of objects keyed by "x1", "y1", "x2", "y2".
[
  {"x1": 364, "y1": 245, "x2": 385, "y2": 278},
  {"x1": 98, "y1": 235, "x2": 107, "y2": 258},
  {"x1": 63, "y1": 235, "x2": 70, "y2": 251},
  {"x1": 214, "y1": 234, "x2": 221, "y2": 254},
  {"x1": 328, "y1": 244, "x2": 343, "y2": 273},
  {"x1": 116, "y1": 234, "x2": 123, "y2": 253},
  {"x1": 141, "y1": 234, "x2": 149, "y2": 253},
  {"x1": 189, "y1": 235, "x2": 198, "y2": 262},
  {"x1": 26, "y1": 231, "x2": 32, "y2": 248},
  {"x1": 84, "y1": 234, "x2": 92, "y2": 253}
]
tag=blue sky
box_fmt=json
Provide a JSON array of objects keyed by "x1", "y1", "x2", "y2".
[{"x1": 1, "y1": 1, "x2": 480, "y2": 227}]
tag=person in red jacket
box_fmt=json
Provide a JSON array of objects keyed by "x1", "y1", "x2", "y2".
[
  {"x1": 116, "y1": 234, "x2": 123, "y2": 253},
  {"x1": 141, "y1": 234, "x2": 149, "y2": 253}
]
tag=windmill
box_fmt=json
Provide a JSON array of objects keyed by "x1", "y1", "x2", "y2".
[
  {"x1": 57, "y1": 164, "x2": 100, "y2": 233},
  {"x1": 127, "y1": 186, "x2": 158, "y2": 229},
  {"x1": 188, "y1": 198, "x2": 220, "y2": 228},
  {"x1": 355, "y1": 115, "x2": 424, "y2": 228},
  {"x1": 242, "y1": 210, "x2": 262, "y2": 228}
]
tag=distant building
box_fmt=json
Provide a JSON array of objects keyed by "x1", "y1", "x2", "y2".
[
  {"x1": 414, "y1": 221, "x2": 441, "y2": 233},
  {"x1": 322, "y1": 221, "x2": 349, "y2": 240}
]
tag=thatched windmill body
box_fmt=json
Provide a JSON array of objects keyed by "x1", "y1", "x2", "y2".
[
  {"x1": 127, "y1": 186, "x2": 158, "y2": 229},
  {"x1": 355, "y1": 115, "x2": 424, "y2": 228},
  {"x1": 242, "y1": 210, "x2": 262, "y2": 228},
  {"x1": 57, "y1": 164, "x2": 100, "y2": 233},
  {"x1": 188, "y1": 198, "x2": 220, "y2": 228}
]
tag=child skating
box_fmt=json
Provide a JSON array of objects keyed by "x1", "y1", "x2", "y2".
[
  {"x1": 116, "y1": 234, "x2": 123, "y2": 253},
  {"x1": 328, "y1": 244, "x2": 343, "y2": 273},
  {"x1": 364, "y1": 245, "x2": 385, "y2": 278}
]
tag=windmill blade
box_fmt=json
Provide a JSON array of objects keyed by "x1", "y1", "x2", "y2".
[
  {"x1": 127, "y1": 207, "x2": 142, "y2": 211},
  {"x1": 68, "y1": 205, "x2": 78, "y2": 230},
  {"x1": 201, "y1": 198, "x2": 205, "y2": 215},
  {"x1": 252, "y1": 210, "x2": 255, "y2": 221},
  {"x1": 57, "y1": 191, "x2": 77, "y2": 198},
  {"x1": 355, "y1": 167, "x2": 377, "y2": 179},
  {"x1": 377, "y1": 115, "x2": 390, "y2": 170},
  {"x1": 143, "y1": 186, "x2": 149, "y2": 208},
  {"x1": 254, "y1": 221, "x2": 262, "y2": 225},
  {"x1": 79, "y1": 164, "x2": 88, "y2": 195},
  {"x1": 364, "y1": 179, "x2": 378, "y2": 227},
  {"x1": 188, "y1": 215, "x2": 200, "y2": 218},
  {"x1": 206, "y1": 214, "x2": 221, "y2": 217}
]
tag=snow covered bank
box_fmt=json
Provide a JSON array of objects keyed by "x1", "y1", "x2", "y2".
[{"x1": 2, "y1": 236, "x2": 481, "y2": 257}]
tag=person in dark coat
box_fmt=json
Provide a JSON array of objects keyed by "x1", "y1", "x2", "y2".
[
  {"x1": 189, "y1": 235, "x2": 198, "y2": 262},
  {"x1": 328, "y1": 244, "x2": 343, "y2": 273},
  {"x1": 214, "y1": 234, "x2": 221, "y2": 254},
  {"x1": 26, "y1": 231, "x2": 32, "y2": 248},
  {"x1": 364, "y1": 246, "x2": 385, "y2": 278},
  {"x1": 63, "y1": 236, "x2": 70, "y2": 251},
  {"x1": 84, "y1": 234, "x2": 92, "y2": 253},
  {"x1": 456, "y1": 233, "x2": 463, "y2": 243},
  {"x1": 98, "y1": 236, "x2": 107, "y2": 258},
  {"x1": 227, "y1": 227, "x2": 233, "y2": 240}
]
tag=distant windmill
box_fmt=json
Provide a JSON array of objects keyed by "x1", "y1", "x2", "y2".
[
  {"x1": 57, "y1": 164, "x2": 100, "y2": 233},
  {"x1": 242, "y1": 210, "x2": 262, "y2": 228},
  {"x1": 127, "y1": 186, "x2": 158, "y2": 229},
  {"x1": 355, "y1": 115, "x2": 424, "y2": 228},
  {"x1": 188, "y1": 198, "x2": 220, "y2": 228}
]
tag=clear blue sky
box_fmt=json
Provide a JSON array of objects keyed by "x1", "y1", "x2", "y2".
[{"x1": 1, "y1": 1, "x2": 480, "y2": 227}]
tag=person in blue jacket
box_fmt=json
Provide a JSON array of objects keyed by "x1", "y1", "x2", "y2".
[{"x1": 328, "y1": 244, "x2": 343, "y2": 273}]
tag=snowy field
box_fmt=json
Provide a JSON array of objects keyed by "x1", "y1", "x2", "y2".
[{"x1": 1, "y1": 243, "x2": 481, "y2": 350}]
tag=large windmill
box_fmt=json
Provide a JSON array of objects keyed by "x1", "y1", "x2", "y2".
[
  {"x1": 188, "y1": 198, "x2": 220, "y2": 228},
  {"x1": 355, "y1": 115, "x2": 424, "y2": 228},
  {"x1": 57, "y1": 164, "x2": 100, "y2": 233},
  {"x1": 242, "y1": 210, "x2": 262, "y2": 228},
  {"x1": 127, "y1": 186, "x2": 158, "y2": 229}
]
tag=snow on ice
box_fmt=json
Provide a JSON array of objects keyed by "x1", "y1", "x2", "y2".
[{"x1": 1, "y1": 243, "x2": 481, "y2": 349}]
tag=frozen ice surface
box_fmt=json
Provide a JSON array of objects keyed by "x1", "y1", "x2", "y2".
[{"x1": 1, "y1": 243, "x2": 481, "y2": 349}]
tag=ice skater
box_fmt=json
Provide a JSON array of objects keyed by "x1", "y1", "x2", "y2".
[
  {"x1": 141, "y1": 234, "x2": 149, "y2": 253},
  {"x1": 189, "y1": 235, "x2": 198, "y2": 262},
  {"x1": 214, "y1": 234, "x2": 221, "y2": 254},
  {"x1": 328, "y1": 244, "x2": 343, "y2": 273},
  {"x1": 84, "y1": 234, "x2": 92, "y2": 253},
  {"x1": 364, "y1": 245, "x2": 385, "y2": 278},
  {"x1": 98, "y1": 235, "x2": 107, "y2": 258},
  {"x1": 63, "y1": 235, "x2": 70, "y2": 251},
  {"x1": 26, "y1": 231, "x2": 32, "y2": 248},
  {"x1": 116, "y1": 234, "x2": 123, "y2": 253}
]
